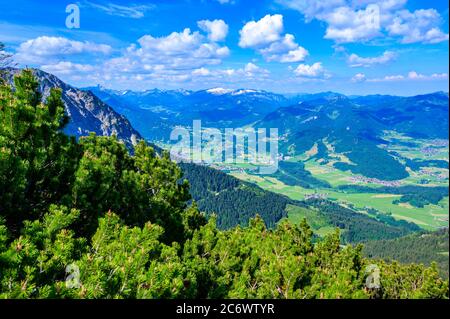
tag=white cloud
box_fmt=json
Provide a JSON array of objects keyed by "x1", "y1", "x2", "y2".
[
  {"x1": 13, "y1": 24, "x2": 234, "y2": 89},
  {"x1": 131, "y1": 28, "x2": 229, "y2": 65},
  {"x1": 87, "y1": 27, "x2": 231, "y2": 87},
  {"x1": 367, "y1": 71, "x2": 448, "y2": 82},
  {"x1": 277, "y1": 0, "x2": 449, "y2": 44},
  {"x1": 323, "y1": 4, "x2": 382, "y2": 43},
  {"x1": 239, "y1": 15, "x2": 308, "y2": 63},
  {"x1": 347, "y1": 50, "x2": 397, "y2": 67},
  {"x1": 191, "y1": 63, "x2": 270, "y2": 80},
  {"x1": 387, "y1": 9, "x2": 449, "y2": 44},
  {"x1": 226, "y1": 62, "x2": 270, "y2": 78},
  {"x1": 192, "y1": 67, "x2": 211, "y2": 76},
  {"x1": 351, "y1": 73, "x2": 366, "y2": 82},
  {"x1": 429, "y1": 73, "x2": 449, "y2": 80},
  {"x1": 276, "y1": 0, "x2": 381, "y2": 42},
  {"x1": 367, "y1": 74, "x2": 404, "y2": 82},
  {"x1": 41, "y1": 61, "x2": 95, "y2": 75},
  {"x1": 83, "y1": 1, "x2": 154, "y2": 19},
  {"x1": 407, "y1": 71, "x2": 424, "y2": 80},
  {"x1": 259, "y1": 34, "x2": 308, "y2": 62},
  {"x1": 16, "y1": 36, "x2": 112, "y2": 64},
  {"x1": 243, "y1": 62, "x2": 270, "y2": 76},
  {"x1": 198, "y1": 19, "x2": 229, "y2": 42},
  {"x1": 293, "y1": 62, "x2": 327, "y2": 78},
  {"x1": 239, "y1": 14, "x2": 284, "y2": 48}
]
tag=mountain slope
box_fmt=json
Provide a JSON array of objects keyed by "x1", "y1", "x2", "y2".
[
  {"x1": 85, "y1": 86, "x2": 290, "y2": 141},
  {"x1": 180, "y1": 162, "x2": 294, "y2": 229},
  {"x1": 351, "y1": 92, "x2": 449, "y2": 139},
  {"x1": 363, "y1": 228, "x2": 449, "y2": 278},
  {"x1": 255, "y1": 93, "x2": 449, "y2": 180},
  {"x1": 3, "y1": 68, "x2": 141, "y2": 149}
]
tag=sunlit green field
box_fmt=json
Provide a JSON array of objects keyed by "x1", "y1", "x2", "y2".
[
  {"x1": 283, "y1": 205, "x2": 336, "y2": 237},
  {"x1": 230, "y1": 170, "x2": 449, "y2": 231}
]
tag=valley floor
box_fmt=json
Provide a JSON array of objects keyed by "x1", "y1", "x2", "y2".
[{"x1": 220, "y1": 133, "x2": 449, "y2": 232}]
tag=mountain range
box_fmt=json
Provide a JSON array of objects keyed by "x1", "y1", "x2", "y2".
[
  {"x1": 85, "y1": 84, "x2": 449, "y2": 181},
  {"x1": 84, "y1": 85, "x2": 294, "y2": 141}
]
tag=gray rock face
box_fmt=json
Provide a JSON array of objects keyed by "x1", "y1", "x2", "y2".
[{"x1": 2, "y1": 68, "x2": 141, "y2": 149}]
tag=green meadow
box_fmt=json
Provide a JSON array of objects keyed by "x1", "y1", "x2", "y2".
[{"x1": 230, "y1": 170, "x2": 449, "y2": 231}]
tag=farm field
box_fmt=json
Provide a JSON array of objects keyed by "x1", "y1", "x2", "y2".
[
  {"x1": 227, "y1": 133, "x2": 449, "y2": 231},
  {"x1": 230, "y1": 170, "x2": 449, "y2": 230}
]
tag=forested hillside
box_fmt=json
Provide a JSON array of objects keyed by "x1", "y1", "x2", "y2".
[
  {"x1": 255, "y1": 93, "x2": 449, "y2": 181},
  {"x1": 180, "y1": 163, "x2": 296, "y2": 228},
  {"x1": 0, "y1": 70, "x2": 448, "y2": 299},
  {"x1": 364, "y1": 229, "x2": 449, "y2": 279},
  {"x1": 303, "y1": 199, "x2": 421, "y2": 243}
]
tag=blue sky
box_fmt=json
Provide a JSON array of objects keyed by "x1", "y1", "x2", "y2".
[{"x1": 0, "y1": 0, "x2": 448, "y2": 95}]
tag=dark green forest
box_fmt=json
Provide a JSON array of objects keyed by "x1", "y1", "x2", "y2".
[
  {"x1": 333, "y1": 139, "x2": 409, "y2": 181},
  {"x1": 268, "y1": 161, "x2": 331, "y2": 189},
  {"x1": 180, "y1": 163, "x2": 294, "y2": 229},
  {"x1": 364, "y1": 228, "x2": 449, "y2": 279},
  {"x1": 0, "y1": 70, "x2": 448, "y2": 299}
]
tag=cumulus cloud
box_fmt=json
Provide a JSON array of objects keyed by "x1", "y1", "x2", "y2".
[
  {"x1": 276, "y1": 0, "x2": 448, "y2": 44},
  {"x1": 347, "y1": 50, "x2": 397, "y2": 67},
  {"x1": 67, "y1": 27, "x2": 232, "y2": 88},
  {"x1": 192, "y1": 67, "x2": 211, "y2": 76},
  {"x1": 239, "y1": 14, "x2": 284, "y2": 48},
  {"x1": 293, "y1": 62, "x2": 328, "y2": 78},
  {"x1": 243, "y1": 62, "x2": 270, "y2": 76},
  {"x1": 259, "y1": 34, "x2": 308, "y2": 62},
  {"x1": 192, "y1": 62, "x2": 270, "y2": 79},
  {"x1": 181, "y1": 63, "x2": 273, "y2": 89},
  {"x1": 354, "y1": 0, "x2": 407, "y2": 11},
  {"x1": 351, "y1": 73, "x2": 366, "y2": 82},
  {"x1": 198, "y1": 19, "x2": 229, "y2": 42},
  {"x1": 239, "y1": 14, "x2": 308, "y2": 63},
  {"x1": 387, "y1": 9, "x2": 449, "y2": 44},
  {"x1": 15, "y1": 36, "x2": 112, "y2": 64},
  {"x1": 124, "y1": 28, "x2": 230, "y2": 70},
  {"x1": 276, "y1": 0, "x2": 381, "y2": 42},
  {"x1": 13, "y1": 23, "x2": 235, "y2": 89},
  {"x1": 323, "y1": 4, "x2": 382, "y2": 43},
  {"x1": 407, "y1": 71, "x2": 448, "y2": 80}
]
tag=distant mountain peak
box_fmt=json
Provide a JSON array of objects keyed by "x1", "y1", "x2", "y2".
[{"x1": 206, "y1": 87, "x2": 234, "y2": 95}]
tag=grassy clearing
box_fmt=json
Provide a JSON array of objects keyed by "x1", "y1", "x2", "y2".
[{"x1": 284, "y1": 204, "x2": 336, "y2": 237}]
